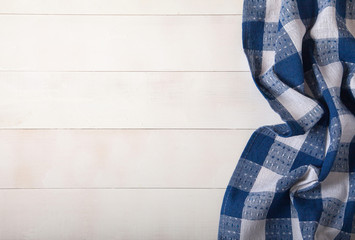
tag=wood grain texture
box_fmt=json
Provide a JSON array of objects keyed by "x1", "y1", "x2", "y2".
[
  {"x1": 0, "y1": 72, "x2": 281, "y2": 128},
  {"x1": 0, "y1": 189, "x2": 224, "y2": 240},
  {"x1": 0, "y1": 15, "x2": 248, "y2": 71},
  {"x1": 0, "y1": 1, "x2": 279, "y2": 238},
  {"x1": 0, "y1": 129, "x2": 254, "y2": 188},
  {"x1": 0, "y1": 0, "x2": 243, "y2": 14}
]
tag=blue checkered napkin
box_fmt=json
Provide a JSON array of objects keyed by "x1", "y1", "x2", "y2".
[{"x1": 218, "y1": 0, "x2": 355, "y2": 239}]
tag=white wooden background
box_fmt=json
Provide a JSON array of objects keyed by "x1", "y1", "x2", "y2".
[{"x1": 0, "y1": 1, "x2": 282, "y2": 239}]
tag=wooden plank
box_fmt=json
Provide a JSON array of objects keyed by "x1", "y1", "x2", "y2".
[
  {"x1": 0, "y1": 189, "x2": 224, "y2": 240},
  {"x1": 0, "y1": 15, "x2": 248, "y2": 72},
  {"x1": 0, "y1": 72, "x2": 281, "y2": 128},
  {"x1": 0, "y1": 129, "x2": 253, "y2": 188},
  {"x1": 0, "y1": 0, "x2": 243, "y2": 14}
]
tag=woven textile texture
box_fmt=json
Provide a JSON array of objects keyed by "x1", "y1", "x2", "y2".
[{"x1": 218, "y1": 0, "x2": 355, "y2": 239}]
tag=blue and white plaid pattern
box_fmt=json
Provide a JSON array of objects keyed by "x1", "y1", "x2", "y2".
[{"x1": 218, "y1": 0, "x2": 355, "y2": 239}]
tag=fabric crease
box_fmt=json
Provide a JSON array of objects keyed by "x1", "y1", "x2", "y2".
[{"x1": 218, "y1": 0, "x2": 355, "y2": 239}]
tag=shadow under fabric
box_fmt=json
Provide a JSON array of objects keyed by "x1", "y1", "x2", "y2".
[{"x1": 218, "y1": 0, "x2": 355, "y2": 239}]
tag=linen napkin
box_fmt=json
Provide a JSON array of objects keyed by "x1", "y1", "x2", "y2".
[{"x1": 218, "y1": 0, "x2": 355, "y2": 239}]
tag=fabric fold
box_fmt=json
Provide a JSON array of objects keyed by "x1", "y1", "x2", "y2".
[{"x1": 218, "y1": 0, "x2": 355, "y2": 239}]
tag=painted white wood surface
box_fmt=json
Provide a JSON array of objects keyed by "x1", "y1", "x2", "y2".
[
  {"x1": 0, "y1": 72, "x2": 280, "y2": 128},
  {"x1": 0, "y1": 129, "x2": 252, "y2": 188},
  {"x1": 0, "y1": 15, "x2": 248, "y2": 72},
  {"x1": 0, "y1": 189, "x2": 224, "y2": 240},
  {"x1": 0, "y1": 0, "x2": 243, "y2": 14},
  {"x1": 0, "y1": 1, "x2": 281, "y2": 239}
]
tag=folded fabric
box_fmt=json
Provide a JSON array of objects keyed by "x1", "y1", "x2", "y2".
[{"x1": 218, "y1": 0, "x2": 355, "y2": 239}]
